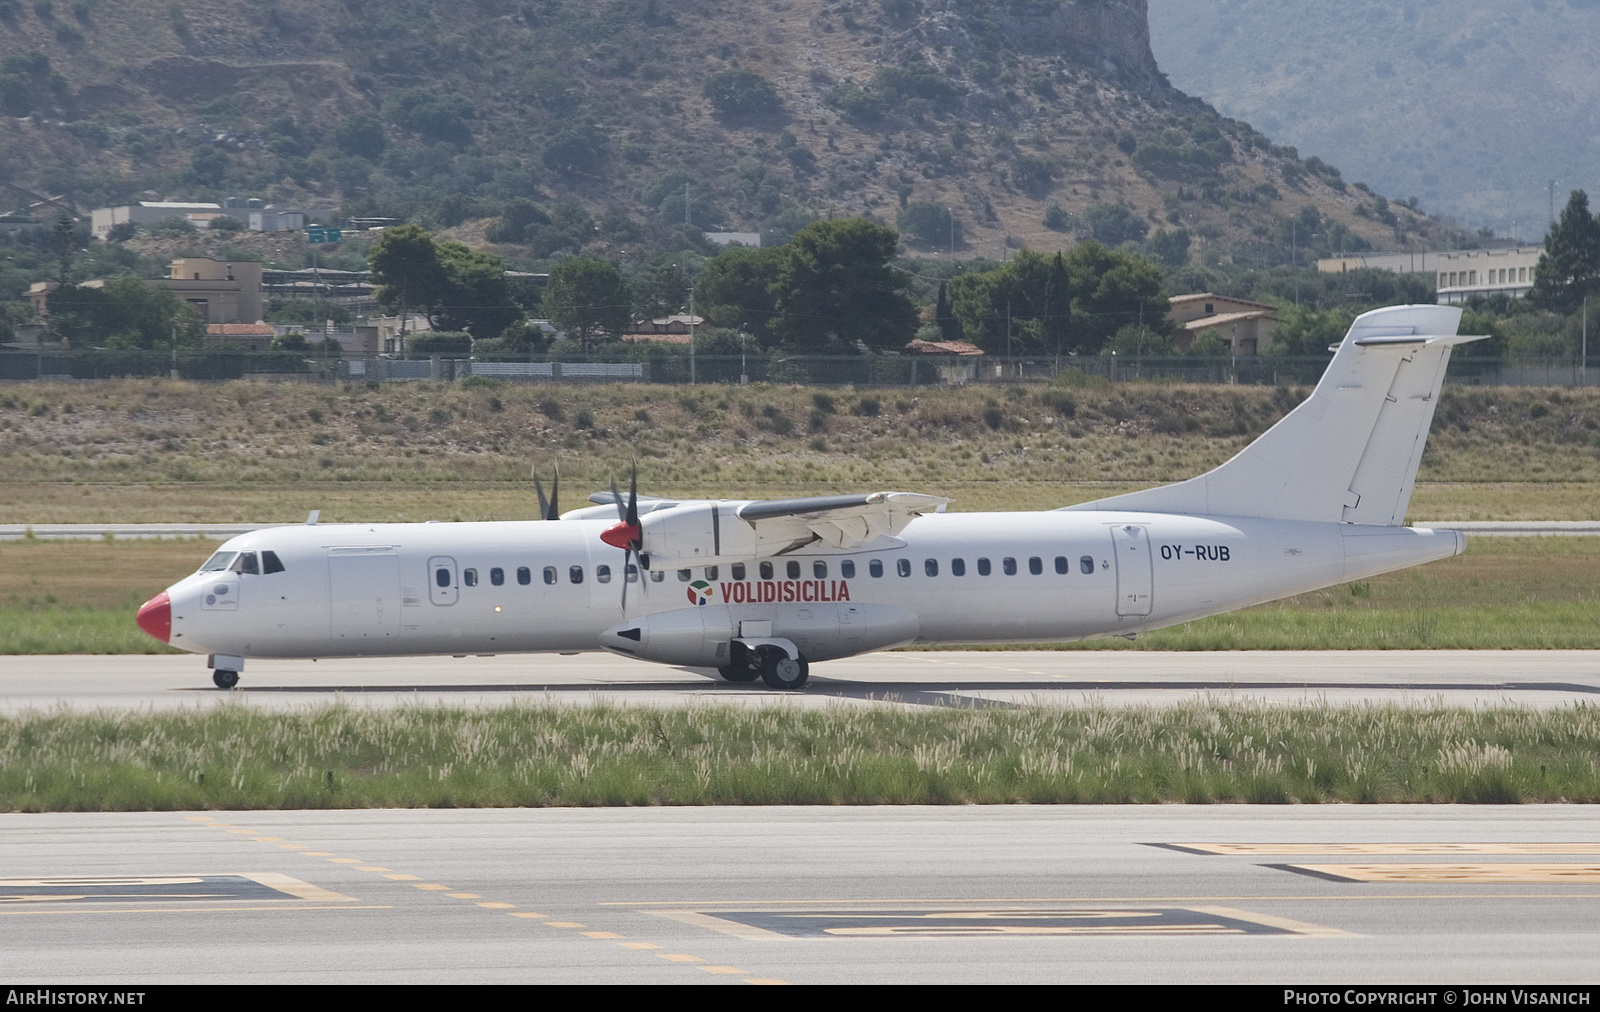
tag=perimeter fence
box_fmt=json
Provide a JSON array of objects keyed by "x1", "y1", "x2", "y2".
[{"x1": 0, "y1": 351, "x2": 1594, "y2": 388}]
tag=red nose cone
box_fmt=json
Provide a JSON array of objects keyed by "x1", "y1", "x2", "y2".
[
  {"x1": 600, "y1": 521, "x2": 641, "y2": 551},
  {"x1": 136, "y1": 592, "x2": 171, "y2": 644}
]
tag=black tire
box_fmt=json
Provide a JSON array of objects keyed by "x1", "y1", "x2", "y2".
[
  {"x1": 213, "y1": 669, "x2": 239, "y2": 689},
  {"x1": 759, "y1": 652, "x2": 809, "y2": 691},
  {"x1": 718, "y1": 663, "x2": 761, "y2": 683}
]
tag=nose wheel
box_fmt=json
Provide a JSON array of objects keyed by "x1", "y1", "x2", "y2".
[{"x1": 213, "y1": 669, "x2": 239, "y2": 690}]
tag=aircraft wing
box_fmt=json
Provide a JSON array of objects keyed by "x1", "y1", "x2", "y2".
[
  {"x1": 636, "y1": 492, "x2": 949, "y2": 565},
  {"x1": 737, "y1": 492, "x2": 949, "y2": 552}
]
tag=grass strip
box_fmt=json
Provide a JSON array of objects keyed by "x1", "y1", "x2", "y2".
[
  {"x1": 0, "y1": 607, "x2": 181, "y2": 654},
  {"x1": 981, "y1": 603, "x2": 1600, "y2": 651},
  {"x1": 4, "y1": 701, "x2": 1599, "y2": 811}
]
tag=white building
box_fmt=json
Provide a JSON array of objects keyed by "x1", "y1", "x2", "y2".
[
  {"x1": 1318, "y1": 246, "x2": 1543, "y2": 304},
  {"x1": 90, "y1": 201, "x2": 223, "y2": 239},
  {"x1": 250, "y1": 208, "x2": 307, "y2": 232},
  {"x1": 704, "y1": 231, "x2": 760, "y2": 247}
]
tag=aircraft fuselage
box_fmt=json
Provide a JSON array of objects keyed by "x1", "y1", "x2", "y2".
[{"x1": 147, "y1": 510, "x2": 1462, "y2": 666}]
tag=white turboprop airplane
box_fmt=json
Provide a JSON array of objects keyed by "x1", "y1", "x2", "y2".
[{"x1": 136, "y1": 304, "x2": 1479, "y2": 691}]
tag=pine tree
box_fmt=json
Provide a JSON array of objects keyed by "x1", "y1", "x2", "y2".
[
  {"x1": 1042, "y1": 252, "x2": 1072, "y2": 356},
  {"x1": 1532, "y1": 190, "x2": 1600, "y2": 312},
  {"x1": 935, "y1": 282, "x2": 961, "y2": 341}
]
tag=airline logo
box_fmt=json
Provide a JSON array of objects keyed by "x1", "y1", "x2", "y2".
[
  {"x1": 687, "y1": 580, "x2": 715, "y2": 606},
  {"x1": 720, "y1": 580, "x2": 851, "y2": 604}
]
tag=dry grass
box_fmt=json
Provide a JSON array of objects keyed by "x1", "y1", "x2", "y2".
[
  {"x1": 5, "y1": 700, "x2": 1599, "y2": 810},
  {"x1": 1, "y1": 380, "x2": 1597, "y2": 521}
]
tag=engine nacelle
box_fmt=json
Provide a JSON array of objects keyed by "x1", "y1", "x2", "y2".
[
  {"x1": 599, "y1": 602, "x2": 920, "y2": 666},
  {"x1": 638, "y1": 502, "x2": 758, "y2": 567}
]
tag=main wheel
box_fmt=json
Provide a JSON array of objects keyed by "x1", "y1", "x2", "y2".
[
  {"x1": 213, "y1": 669, "x2": 239, "y2": 690},
  {"x1": 759, "y1": 651, "x2": 809, "y2": 691}
]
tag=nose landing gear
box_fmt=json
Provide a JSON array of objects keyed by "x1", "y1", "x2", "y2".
[{"x1": 207, "y1": 654, "x2": 245, "y2": 690}]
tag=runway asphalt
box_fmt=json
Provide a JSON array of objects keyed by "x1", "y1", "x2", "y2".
[
  {"x1": 5, "y1": 805, "x2": 1600, "y2": 984},
  {"x1": 4, "y1": 649, "x2": 1598, "y2": 712}
]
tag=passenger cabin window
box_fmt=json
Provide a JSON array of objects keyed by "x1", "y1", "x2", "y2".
[
  {"x1": 262, "y1": 551, "x2": 285, "y2": 574},
  {"x1": 436, "y1": 567, "x2": 453, "y2": 588},
  {"x1": 951, "y1": 558, "x2": 965, "y2": 577},
  {"x1": 841, "y1": 560, "x2": 856, "y2": 579},
  {"x1": 543, "y1": 566, "x2": 557, "y2": 585},
  {"x1": 897, "y1": 558, "x2": 911, "y2": 578},
  {"x1": 813, "y1": 561, "x2": 828, "y2": 579},
  {"x1": 869, "y1": 560, "x2": 884, "y2": 578},
  {"x1": 731, "y1": 563, "x2": 746, "y2": 581},
  {"x1": 1080, "y1": 556, "x2": 1095, "y2": 575},
  {"x1": 517, "y1": 567, "x2": 531, "y2": 586},
  {"x1": 1055, "y1": 556, "x2": 1069, "y2": 575},
  {"x1": 787, "y1": 561, "x2": 801, "y2": 579},
  {"x1": 977, "y1": 558, "x2": 991, "y2": 576},
  {"x1": 925, "y1": 559, "x2": 939, "y2": 577},
  {"x1": 229, "y1": 552, "x2": 260, "y2": 575},
  {"x1": 490, "y1": 567, "x2": 505, "y2": 586},
  {"x1": 200, "y1": 551, "x2": 238, "y2": 573},
  {"x1": 569, "y1": 566, "x2": 584, "y2": 585},
  {"x1": 1003, "y1": 557, "x2": 1018, "y2": 576},
  {"x1": 625, "y1": 564, "x2": 639, "y2": 583},
  {"x1": 678, "y1": 569, "x2": 692, "y2": 582},
  {"x1": 760, "y1": 562, "x2": 774, "y2": 580},
  {"x1": 650, "y1": 570, "x2": 665, "y2": 583},
  {"x1": 464, "y1": 568, "x2": 478, "y2": 587},
  {"x1": 1029, "y1": 557, "x2": 1043, "y2": 575},
  {"x1": 706, "y1": 566, "x2": 718, "y2": 581},
  {"x1": 596, "y1": 565, "x2": 611, "y2": 584}
]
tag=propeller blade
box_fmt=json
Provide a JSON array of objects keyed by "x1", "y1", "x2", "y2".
[
  {"x1": 532, "y1": 466, "x2": 550, "y2": 521},
  {"x1": 620, "y1": 548, "x2": 631, "y2": 612},
  {"x1": 609, "y1": 474, "x2": 625, "y2": 523},
  {"x1": 548, "y1": 464, "x2": 560, "y2": 520},
  {"x1": 626, "y1": 462, "x2": 639, "y2": 528}
]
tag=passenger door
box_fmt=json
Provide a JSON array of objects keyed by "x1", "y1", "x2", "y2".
[{"x1": 427, "y1": 556, "x2": 459, "y2": 606}]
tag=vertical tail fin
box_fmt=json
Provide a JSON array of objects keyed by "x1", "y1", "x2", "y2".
[{"x1": 1065, "y1": 305, "x2": 1485, "y2": 526}]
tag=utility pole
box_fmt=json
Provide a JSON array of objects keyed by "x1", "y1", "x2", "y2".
[
  {"x1": 688, "y1": 285, "x2": 696, "y2": 385},
  {"x1": 1292, "y1": 221, "x2": 1298, "y2": 307},
  {"x1": 1549, "y1": 180, "x2": 1557, "y2": 228},
  {"x1": 1584, "y1": 295, "x2": 1589, "y2": 387},
  {"x1": 685, "y1": 182, "x2": 691, "y2": 227},
  {"x1": 948, "y1": 209, "x2": 954, "y2": 256}
]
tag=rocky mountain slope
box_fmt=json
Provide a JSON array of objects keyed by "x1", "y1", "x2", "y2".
[
  {"x1": 1149, "y1": 0, "x2": 1600, "y2": 235},
  {"x1": 0, "y1": 0, "x2": 1467, "y2": 271}
]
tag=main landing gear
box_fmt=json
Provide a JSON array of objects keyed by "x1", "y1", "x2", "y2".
[
  {"x1": 213, "y1": 668, "x2": 240, "y2": 689},
  {"x1": 718, "y1": 644, "x2": 810, "y2": 691}
]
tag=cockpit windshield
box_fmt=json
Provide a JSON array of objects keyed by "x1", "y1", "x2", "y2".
[{"x1": 198, "y1": 551, "x2": 238, "y2": 573}]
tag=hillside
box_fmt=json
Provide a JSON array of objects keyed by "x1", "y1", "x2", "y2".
[
  {"x1": 1148, "y1": 0, "x2": 1600, "y2": 236},
  {"x1": 0, "y1": 0, "x2": 1469, "y2": 277}
]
